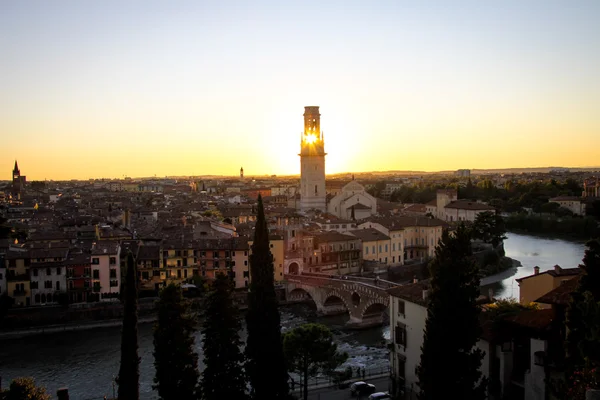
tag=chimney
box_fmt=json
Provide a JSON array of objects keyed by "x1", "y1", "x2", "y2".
[
  {"x1": 422, "y1": 289, "x2": 429, "y2": 301},
  {"x1": 554, "y1": 265, "x2": 562, "y2": 273},
  {"x1": 534, "y1": 266, "x2": 540, "y2": 275},
  {"x1": 57, "y1": 388, "x2": 69, "y2": 400}
]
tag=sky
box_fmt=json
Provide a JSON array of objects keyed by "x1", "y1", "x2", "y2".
[{"x1": 1, "y1": 0, "x2": 599, "y2": 180}]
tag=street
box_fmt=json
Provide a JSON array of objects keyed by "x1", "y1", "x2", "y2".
[{"x1": 304, "y1": 376, "x2": 391, "y2": 400}]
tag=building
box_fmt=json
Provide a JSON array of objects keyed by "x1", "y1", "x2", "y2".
[
  {"x1": 428, "y1": 189, "x2": 495, "y2": 222},
  {"x1": 65, "y1": 252, "x2": 92, "y2": 304},
  {"x1": 11, "y1": 160, "x2": 26, "y2": 198},
  {"x1": 195, "y1": 237, "x2": 250, "y2": 289},
  {"x1": 299, "y1": 106, "x2": 327, "y2": 212},
  {"x1": 583, "y1": 176, "x2": 599, "y2": 198},
  {"x1": 29, "y1": 247, "x2": 68, "y2": 305},
  {"x1": 516, "y1": 265, "x2": 580, "y2": 308},
  {"x1": 4, "y1": 248, "x2": 31, "y2": 306},
  {"x1": 349, "y1": 228, "x2": 391, "y2": 266},
  {"x1": 240, "y1": 166, "x2": 244, "y2": 180},
  {"x1": 327, "y1": 180, "x2": 377, "y2": 220},
  {"x1": 456, "y1": 169, "x2": 471, "y2": 177},
  {"x1": 90, "y1": 241, "x2": 121, "y2": 301},
  {"x1": 548, "y1": 196, "x2": 585, "y2": 215},
  {"x1": 249, "y1": 234, "x2": 285, "y2": 282},
  {"x1": 310, "y1": 231, "x2": 362, "y2": 275}
]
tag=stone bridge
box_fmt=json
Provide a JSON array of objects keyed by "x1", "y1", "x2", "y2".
[{"x1": 284, "y1": 273, "x2": 399, "y2": 329}]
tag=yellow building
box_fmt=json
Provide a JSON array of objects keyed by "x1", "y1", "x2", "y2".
[
  {"x1": 248, "y1": 234, "x2": 284, "y2": 283},
  {"x1": 349, "y1": 228, "x2": 391, "y2": 266},
  {"x1": 516, "y1": 265, "x2": 580, "y2": 309},
  {"x1": 5, "y1": 248, "x2": 31, "y2": 307}
]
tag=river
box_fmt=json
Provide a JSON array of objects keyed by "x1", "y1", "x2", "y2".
[
  {"x1": 0, "y1": 305, "x2": 390, "y2": 399},
  {"x1": 481, "y1": 232, "x2": 586, "y2": 300},
  {"x1": 0, "y1": 233, "x2": 586, "y2": 399}
]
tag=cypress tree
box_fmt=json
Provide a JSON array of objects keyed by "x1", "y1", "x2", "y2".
[
  {"x1": 117, "y1": 252, "x2": 140, "y2": 400},
  {"x1": 245, "y1": 195, "x2": 289, "y2": 399},
  {"x1": 565, "y1": 238, "x2": 600, "y2": 369},
  {"x1": 153, "y1": 284, "x2": 200, "y2": 400},
  {"x1": 201, "y1": 273, "x2": 247, "y2": 400},
  {"x1": 416, "y1": 225, "x2": 487, "y2": 400}
]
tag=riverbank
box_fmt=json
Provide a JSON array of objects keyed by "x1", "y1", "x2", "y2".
[{"x1": 505, "y1": 214, "x2": 600, "y2": 241}]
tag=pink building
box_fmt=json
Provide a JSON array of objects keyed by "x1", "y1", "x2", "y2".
[{"x1": 91, "y1": 241, "x2": 121, "y2": 301}]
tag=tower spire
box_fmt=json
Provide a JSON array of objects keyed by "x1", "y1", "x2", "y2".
[{"x1": 13, "y1": 160, "x2": 19, "y2": 173}]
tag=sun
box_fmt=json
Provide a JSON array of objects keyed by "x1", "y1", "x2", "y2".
[{"x1": 304, "y1": 133, "x2": 317, "y2": 144}]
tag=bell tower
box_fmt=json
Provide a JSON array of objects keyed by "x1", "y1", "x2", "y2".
[
  {"x1": 12, "y1": 160, "x2": 22, "y2": 196},
  {"x1": 299, "y1": 106, "x2": 326, "y2": 212}
]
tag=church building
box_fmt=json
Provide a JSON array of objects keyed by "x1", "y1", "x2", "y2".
[
  {"x1": 299, "y1": 106, "x2": 327, "y2": 212},
  {"x1": 327, "y1": 180, "x2": 377, "y2": 219}
]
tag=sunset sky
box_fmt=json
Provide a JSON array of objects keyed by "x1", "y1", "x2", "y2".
[{"x1": 2, "y1": 1, "x2": 599, "y2": 180}]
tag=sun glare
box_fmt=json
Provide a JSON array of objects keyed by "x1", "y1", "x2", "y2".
[{"x1": 305, "y1": 134, "x2": 317, "y2": 144}]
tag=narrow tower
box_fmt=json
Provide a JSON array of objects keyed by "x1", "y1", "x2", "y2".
[
  {"x1": 299, "y1": 106, "x2": 326, "y2": 212},
  {"x1": 12, "y1": 160, "x2": 21, "y2": 196},
  {"x1": 240, "y1": 167, "x2": 244, "y2": 180}
]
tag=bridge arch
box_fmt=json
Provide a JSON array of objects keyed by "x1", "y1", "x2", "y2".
[
  {"x1": 288, "y1": 262, "x2": 300, "y2": 275},
  {"x1": 362, "y1": 302, "x2": 387, "y2": 317},
  {"x1": 288, "y1": 288, "x2": 313, "y2": 302},
  {"x1": 351, "y1": 292, "x2": 361, "y2": 307}
]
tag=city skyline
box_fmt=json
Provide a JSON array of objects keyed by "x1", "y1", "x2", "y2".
[{"x1": 2, "y1": 1, "x2": 600, "y2": 180}]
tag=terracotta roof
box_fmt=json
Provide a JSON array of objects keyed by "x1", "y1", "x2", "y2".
[
  {"x1": 313, "y1": 231, "x2": 357, "y2": 244},
  {"x1": 444, "y1": 200, "x2": 495, "y2": 211},
  {"x1": 504, "y1": 308, "x2": 556, "y2": 331},
  {"x1": 349, "y1": 228, "x2": 391, "y2": 242},
  {"x1": 516, "y1": 266, "x2": 581, "y2": 282},
  {"x1": 363, "y1": 216, "x2": 446, "y2": 230},
  {"x1": 404, "y1": 204, "x2": 427, "y2": 213},
  {"x1": 426, "y1": 199, "x2": 437, "y2": 206},
  {"x1": 535, "y1": 276, "x2": 581, "y2": 305},
  {"x1": 387, "y1": 281, "x2": 430, "y2": 307}
]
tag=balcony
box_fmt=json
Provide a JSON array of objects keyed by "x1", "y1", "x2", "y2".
[{"x1": 13, "y1": 289, "x2": 28, "y2": 296}]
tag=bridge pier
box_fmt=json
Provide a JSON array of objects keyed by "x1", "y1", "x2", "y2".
[
  {"x1": 346, "y1": 314, "x2": 385, "y2": 330},
  {"x1": 318, "y1": 303, "x2": 349, "y2": 317}
]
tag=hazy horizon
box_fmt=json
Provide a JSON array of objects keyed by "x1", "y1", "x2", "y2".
[{"x1": 3, "y1": 1, "x2": 600, "y2": 180}]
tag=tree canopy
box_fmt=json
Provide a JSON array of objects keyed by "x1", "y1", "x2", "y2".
[
  {"x1": 283, "y1": 323, "x2": 347, "y2": 400},
  {"x1": 0, "y1": 377, "x2": 50, "y2": 400},
  {"x1": 471, "y1": 211, "x2": 507, "y2": 248},
  {"x1": 201, "y1": 273, "x2": 247, "y2": 400},
  {"x1": 416, "y1": 225, "x2": 487, "y2": 400},
  {"x1": 153, "y1": 284, "x2": 200, "y2": 400}
]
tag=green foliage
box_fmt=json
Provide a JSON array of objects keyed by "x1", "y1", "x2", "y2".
[
  {"x1": 283, "y1": 323, "x2": 348, "y2": 400},
  {"x1": 245, "y1": 195, "x2": 289, "y2": 399},
  {"x1": 201, "y1": 274, "x2": 246, "y2": 400},
  {"x1": 0, "y1": 377, "x2": 51, "y2": 400},
  {"x1": 565, "y1": 364, "x2": 599, "y2": 400},
  {"x1": 416, "y1": 225, "x2": 487, "y2": 400},
  {"x1": 471, "y1": 211, "x2": 507, "y2": 248},
  {"x1": 505, "y1": 214, "x2": 600, "y2": 240},
  {"x1": 117, "y1": 252, "x2": 140, "y2": 400},
  {"x1": 153, "y1": 284, "x2": 200, "y2": 400}
]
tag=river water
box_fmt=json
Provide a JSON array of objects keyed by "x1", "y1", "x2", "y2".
[
  {"x1": 0, "y1": 305, "x2": 390, "y2": 399},
  {"x1": 0, "y1": 232, "x2": 586, "y2": 399},
  {"x1": 481, "y1": 232, "x2": 586, "y2": 300}
]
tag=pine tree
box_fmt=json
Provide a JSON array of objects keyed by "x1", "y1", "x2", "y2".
[
  {"x1": 153, "y1": 284, "x2": 200, "y2": 400},
  {"x1": 117, "y1": 252, "x2": 140, "y2": 400},
  {"x1": 565, "y1": 238, "x2": 600, "y2": 369},
  {"x1": 201, "y1": 273, "x2": 247, "y2": 400},
  {"x1": 245, "y1": 195, "x2": 289, "y2": 399},
  {"x1": 416, "y1": 225, "x2": 487, "y2": 400}
]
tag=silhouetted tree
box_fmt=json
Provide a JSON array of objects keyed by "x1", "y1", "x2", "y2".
[
  {"x1": 201, "y1": 273, "x2": 247, "y2": 400},
  {"x1": 153, "y1": 284, "x2": 200, "y2": 400},
  {"x1": 117, "y1": 252, "x2": 140, "y2": 400},
  {"x1": 283, "y1": 323, "x2": 347, "y2": 400},
  {"x1": 1, "y1": 377, "x2": 50, "y2": 400},
  {"x1": 416, "y1": 225, "x2": 487, "y2": 400},
  {"x1": 245, "y1": 195, "x2": 289, "y2": 399},
  {"x1": 471, "y1": 211, "x2": 507, "y2": 248},
  {"x1": 566, "y1": 239, "x2": 600, "y2": 369}
]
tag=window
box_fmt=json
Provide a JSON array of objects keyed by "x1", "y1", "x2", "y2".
[
  {"x1": 110, "y1": 280, "x2": 119, "y2": 287},
  {"x1": 93, "y1": 270, "x2": 100, "y2": 279},
  {"x1": 398, "y1": 354, "x2": 406, "y2": 381},
  {"x1": 56, "y1": 268, "x2": 61, "y2": 275},
  {"x1": 385, "y1": 244, "x2": 388, "y2": 252},
  {"x1": 84, "y1": 267, "x2": 91, "y2": 276},
  {"x1": 395, "y1": 323, "x2": 407, "y2": 347},
  {"x1": 392, "y1": 243, "x2": 395, "y2": 251},
  {"x1": 30, "y1": 281, "x2": 39, "y2": 289},
  {"x1": 244, "y1": 260, "x2": 248, "y2": 266},
  {"x1": 56, "y1": 281, "x2": 60, "y2": 291},
  {"x1": 33, "y1": 269, "x2": 39, "y2": 277},
  {"x1": 92, "y1": 258, "x2": 99, "y2": 265},
  {"x1": 8, "y1": 259, "x2": 16, "y2": 267},
  {"x1": 44, "y1": 280, "x2": 52, "y2": 289},
  {"x1": 109, "y1": 257, "x2": 116, "y2": 265},
  {"x1": 184, "y1": 269, "x2": 188, "y2": 278},
  {"x1": 397, "y1": 300, "x2": 405, "y2": 316},
  {"x1": 243, "y1": 271, "x2": 249, "y2": 278},
  {"x1": 372, "y1": 246, "x2": 375, "y2": 254},
  {"x1": 213, "y1": 251, "x2": 219, "y2": 258},
  {"x1": 177, "y1": 260, "x2": 181, "y2": 267},
  {"x1": 110, "y1": 269, "x2": 117, "y2": 278},
  {"x1": 153, "y1": 270, "x2": 160, "y2": 277},
  {"x1": 46, "y1": 268, "x2": 51, "y2": 276}
]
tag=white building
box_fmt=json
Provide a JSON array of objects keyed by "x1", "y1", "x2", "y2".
[
  {"x1": 427, "y1": 189, "x2": 495, "y2": 222},
  {"x1": 299, "y1": 106, "x2": 327, "y2": 212},
  {"x1": 29, "y1": 247, "x2": 69, "y2": 305},
  {"x1": 327, "y1": 180, "x2": 377, "y2": 220},
  {"x1": 549, "y1": 196, "x2": 585, "y2": 216}
]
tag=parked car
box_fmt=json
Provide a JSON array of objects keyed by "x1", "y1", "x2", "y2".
[
  {"x1": 350, "y1": 381, "x2": 376, "y2": 397},
  {"x1": 368, "y1": 392, "x2": 392, "y2": 400}
]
